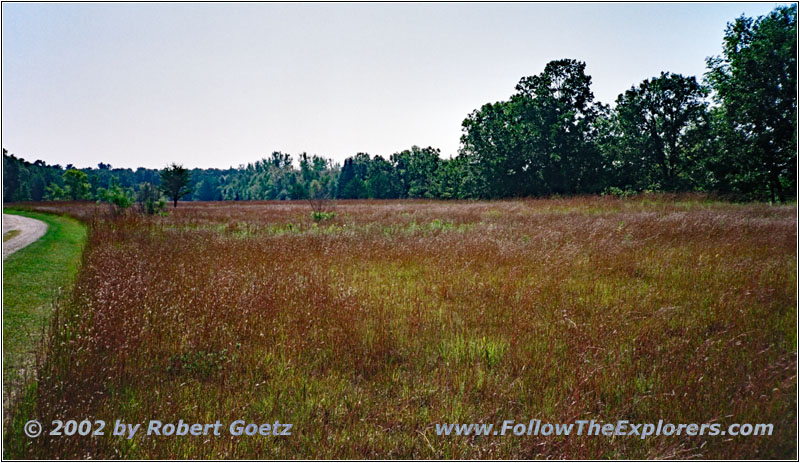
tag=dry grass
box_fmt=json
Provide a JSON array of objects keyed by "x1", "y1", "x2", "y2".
[{"x1": 5, "y1": 195, "x2": 796, "y2": 458}]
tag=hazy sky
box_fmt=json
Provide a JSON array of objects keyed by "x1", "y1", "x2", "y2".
[{"x1": 1, "y1": 2, "x2": 787, "y2": 169}]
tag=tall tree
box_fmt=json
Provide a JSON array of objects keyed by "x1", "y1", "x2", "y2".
[
  {"x1": 160, "y1": 163, "x2": 193, "y2": 207},
  {"x1": 461, "y1": 59, "x2": 604, "y2": 197},
  {"x1": 62, "y1": 169, "x2": 91, "y2": 200},
  {"x1": 194, "y1": 178, "x2": 220, "y2": 201},
  {"x1": 391, "y1": 146, "x2": 442, "y2": 198},
  {"x1": 514, "y1": 59, "x2": 605, "y2": 195},
  {"x1": 706, "y1": 5, "x2": 797, "y2": 202},
  {"x1": 460, "y1": 100, "x2": 527, "y2": 198},
  {"x1": 3, "y1": 149, "x2": 22, "y2": 201},
  {"x1": 365, "y1": 156, "x2": 403, "y2": 199},
  {"x1": 613, "y1": 72, "x2": 712, "y2": 191},
  {"x1": 337, "y1": 153, "x2": 371, "y2": 199},
  {"x1": 436, "y1": 155, "x2": 472, "y2": 199}
]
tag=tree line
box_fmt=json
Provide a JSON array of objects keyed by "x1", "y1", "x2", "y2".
[{"x1": 3, "y1": 6, "x2": 795, "y2": 204}]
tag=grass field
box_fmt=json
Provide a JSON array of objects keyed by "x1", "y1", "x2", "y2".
[
  {"x1": 2, "y1": 210, "x2": 87, "y2": 417},
  {"x1": 3, "y1": 197, "x2": 796, "y2": 459}
]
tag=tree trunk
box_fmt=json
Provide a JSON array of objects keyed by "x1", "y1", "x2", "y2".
[{"x1": 770, "y1": 171, "x2": 785, "y2": 203}]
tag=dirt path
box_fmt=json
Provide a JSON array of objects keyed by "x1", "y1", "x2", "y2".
[{"x1": 3, "y1": 213, "x2": 48, "y2": 259}]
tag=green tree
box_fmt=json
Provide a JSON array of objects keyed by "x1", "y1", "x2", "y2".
[
  {"x1": 436, "y1": 156, "x2": 471, "y2": 199},
  {"x1": 337, "y1": 153, "x2": 370, "y2": 199},
  {"x1": 29, "y1": 173, "x2": 46, "y2": 201},
  {"x1": 44, "y1": 184, "x2": 67, "y2": 200},
  {"x1": 612, "y1": 72, "x2": 711, "y2": 191},
  {"x1": 160, "y1": 163, "x2": 193, "y2": 207},
  {"x1": 513, "y1": 59, "x2": 605, "y2": 195},
  {"x1": 706, "y1": 5, "x2": 797, "y2": 202},
  {"x1": 391, "y1": 146, "x2": 442, "y2": 198},
  {"x1": 460, "y1": 100, "x2": 527, "y2": 198},
  {"x1": 194, "y1": 178, "x2": 220, "y2": 201},
  {"x1": 365, "y1": 156, "x2": 403, "y2": 199},
  {"x1": 460, "y1": 59, "x2": 605, "y2": 197},
  {"x1": 62, "y1": 169, "x2": 91, "y2": 200},
  {"x1": 3, "y1": 149, "x2": 21, "y2": 201}
]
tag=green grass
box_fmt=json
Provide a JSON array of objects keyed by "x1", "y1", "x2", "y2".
[
  {"x1": 2, "y1": 209, "x2": 86, "y2": 391},
  {"x1": 3, "y1": 230, "x2": 21, "y2": 242}
]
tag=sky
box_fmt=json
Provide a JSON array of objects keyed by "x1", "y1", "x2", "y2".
[{"x1": 1, "y1": 2, "x2": 789, "y2": 169}]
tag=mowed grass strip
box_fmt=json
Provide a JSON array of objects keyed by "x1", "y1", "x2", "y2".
[{"x1": 2, "y1": 209, "x2": 87, "y2": 389}]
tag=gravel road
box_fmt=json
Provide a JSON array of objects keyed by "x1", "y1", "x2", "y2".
[{"x1": 3, "y1": 213, "x2": 47, "y2": 259}]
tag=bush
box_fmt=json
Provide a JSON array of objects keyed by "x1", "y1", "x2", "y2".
[
  {"x1": 96, "y1": 184, "x2": 134, "y2": 215},
  {"x1": 311, "y1": 211, "x2": 336, "y2": 222},
  {"x1": 135, "y1": 183, "x2": 167, "y2": 215},
  {"x1": 602, "y1": 186, "x2": 637, "y2": 198}
]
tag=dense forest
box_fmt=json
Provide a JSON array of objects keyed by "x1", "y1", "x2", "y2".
[{"x1": 3, "y1": 6, "x2": 796, "y2": 204}]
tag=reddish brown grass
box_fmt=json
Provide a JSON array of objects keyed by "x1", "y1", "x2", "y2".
[{"x1": 5, "y1": 195, "x2": 796, "y2": 458}]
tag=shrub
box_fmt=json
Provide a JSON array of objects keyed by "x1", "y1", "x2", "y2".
[
  {"x1": 135, "y1": 182, "x2": 167, "y2": 215},
  {"x1": 96, "y1": 184, "x2": 134, "y2": 215},
  {"x1": 311, "y1": 210, "x2": 336, "y2": 222}
]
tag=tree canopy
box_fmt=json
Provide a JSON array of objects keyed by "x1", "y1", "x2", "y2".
[
  {"x1": 706, "y1": 5, "x2": 797, "y2": 202},
  {"x1": 612, "y1": 73, "x2": 711, "y2": 192},
  {"x1": 160, "y1": 163, "x2": 193, "y2": 207}
]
